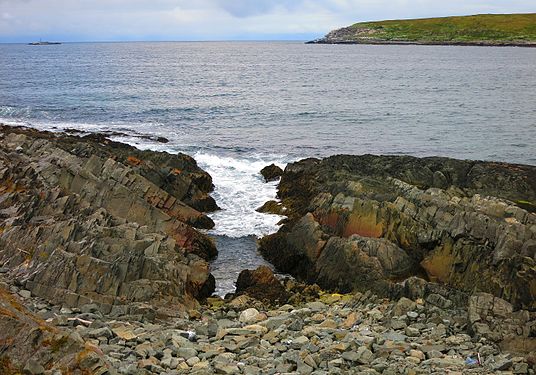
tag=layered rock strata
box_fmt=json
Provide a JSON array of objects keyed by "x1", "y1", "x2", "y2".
[
  {"x1": 0, "y1": 125, "x2": 218, "y2": 317},
  {"x1": 259, "y1": 155, "x2": 536, "y2": 311}
]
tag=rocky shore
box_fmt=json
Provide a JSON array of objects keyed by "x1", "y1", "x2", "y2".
[
  {"x1": 260, "y1": 155, "x2": 535, "y2": 309},
  {"x1": 306, "y1": 38, "x2": 536, "y2": 47},
  {"x1": 258, "y1": 154, "x2": 536, "y2": 371},
  {"x1": 1, "y1": 125, "x2": 535, "y2": 374},
  {"x1": 1, "y1": 269, "x2": 534, "y2": 374}
]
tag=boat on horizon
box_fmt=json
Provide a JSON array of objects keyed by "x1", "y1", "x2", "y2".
[{"x1": 28, "y1": 40, "x2": 62, "y2": 45}]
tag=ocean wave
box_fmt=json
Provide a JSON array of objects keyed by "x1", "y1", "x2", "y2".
[{"x1": 195, "y1": 152, "x2": 287, "y2": 238}]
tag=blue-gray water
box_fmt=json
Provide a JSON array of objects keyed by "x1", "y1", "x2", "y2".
[{"x1": 1, "y1": 41, "x2": 535, "y2": 294}]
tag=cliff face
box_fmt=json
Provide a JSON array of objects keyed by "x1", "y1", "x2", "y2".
[
  {"x1": 0, "y1": 126, "x2": 218, "y2": 317},
  {"x1": 260, "y1": 154, "x2": 536, "y2": 311},
  {"x1": 308, "y1": 13, "x2": 536, "y2": 46}
]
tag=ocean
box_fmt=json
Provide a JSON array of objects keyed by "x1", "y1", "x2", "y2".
[{"x1": 1, "y1": 41, "x2": 535, "y2": 294}]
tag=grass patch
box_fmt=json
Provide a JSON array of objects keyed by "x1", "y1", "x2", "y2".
[{"x1": 343, "y1": 13, "x2": 536, "y2": 43}]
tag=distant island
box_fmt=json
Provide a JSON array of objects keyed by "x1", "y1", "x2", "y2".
[{"x1": 307, "y1": 13, "x2": 536, "y2": 47}]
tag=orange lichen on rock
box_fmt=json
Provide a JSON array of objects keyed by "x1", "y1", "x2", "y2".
[
  {"x1": 171, "y1": 168, "x2": 182, "y2": 175},
  {"x1": 420, "y1": 242, "x2": 455, "y2": 283},
  {"x1": 0, "y1": 178, "x2": 26, "y2": 194},
  {"x1": 318, "y1": 212, "x2": 340, "y2": 231},
  {"x1": 126, "y1": 156, "x2": 142, "y2": 166},
  {"x1": 342, "y1": 213, "x2": 383, "y2": 238}
]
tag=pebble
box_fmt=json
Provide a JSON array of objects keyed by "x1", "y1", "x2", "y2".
[
  {"x1": 18, "y1": 289, "x2": 32, "y2": 299},
  {"x1": 239, "y1": 308, "x2": 261, "y2": 324}
]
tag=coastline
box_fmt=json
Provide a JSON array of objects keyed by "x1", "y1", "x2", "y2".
[
  {"x1": 0, "y1": 124, "x2": 535, "y2": 373},
  {"x1": 306, "y1": 39, "x2": 536, "y2": 47}
]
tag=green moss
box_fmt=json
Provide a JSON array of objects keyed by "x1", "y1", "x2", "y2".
[
  {"x1": 343, "y1": 13, "x2": 536, "y2": 44},
  {"x1": 514, "y1": 200, "x2": 536, "y2": 213}
]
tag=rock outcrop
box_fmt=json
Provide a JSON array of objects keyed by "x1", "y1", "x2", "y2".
[
  {"x1": 259, "y1": 155, "x2": 536, "y2": 311},
  {"x1": 0, "y1": 125, "x2": 218, "y2": 317},
  {"x1": 260, "y1": 164, "x2": 283, "y2": 182}
]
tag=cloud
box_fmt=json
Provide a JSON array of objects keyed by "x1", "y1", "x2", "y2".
[
  {"x1": 212, "y1": 0, "x2": 300, "y2": 17},
  {"x1": 0, "y1": 0, "x2": 534, "y2": 42}
]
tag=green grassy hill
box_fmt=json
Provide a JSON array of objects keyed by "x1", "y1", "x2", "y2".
[{"x1": 312, "y1": 13, "x2": 536, "y2": 46}]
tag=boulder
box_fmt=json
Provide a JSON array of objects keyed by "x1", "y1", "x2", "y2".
[
  {"x1": 468, "y1": 292, "x2": 536, "y2": 354},
  {"x1": 256, "y1": 200, "x2": 286, "y2": 215},
  {"x1": 260, "y1": 164, "x2": 283, "y2": 182},
  {"x1": 235, "y1": 266, "x2": 289, "y2": 304}
]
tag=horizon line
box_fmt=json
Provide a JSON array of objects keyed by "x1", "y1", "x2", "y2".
[{"x1": 1, "y1": 39, "x2": 314, "y2": 44}]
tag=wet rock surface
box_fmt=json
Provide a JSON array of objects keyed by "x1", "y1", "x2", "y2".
[
  {"x1": 259, "y1": 154, "x2": 536, "y2": 311},
  {"x1": 0, "y1": 125, "x2": 217, "y2": 317}
]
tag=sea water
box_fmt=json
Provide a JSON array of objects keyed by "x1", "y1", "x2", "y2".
[{"x1": 1, "y1": 41, "x2": 535, "y2": 294}]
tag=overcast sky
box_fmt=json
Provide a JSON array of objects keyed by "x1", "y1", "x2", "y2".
[{"x1": 0, "y1": 0, "x2": 534, "y2": 42}]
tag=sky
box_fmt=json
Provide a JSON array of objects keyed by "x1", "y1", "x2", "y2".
[{"x1": 0, "y1": 0, "x2": 534, "y2": 42}]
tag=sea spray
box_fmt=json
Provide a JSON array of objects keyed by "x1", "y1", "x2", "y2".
[{"x1": 194, "y1": 152, "x2": 286, "y2": 238}]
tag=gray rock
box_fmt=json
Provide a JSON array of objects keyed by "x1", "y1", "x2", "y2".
[
  {"x1": 404, "y1": 326, "x2": 420, "y2": 337},
  {"x1": 186, "y1": 356, "x2": 200, "y2": 366},
  {"x1": 341, "y1": 351, "x2": 360, "y2": 362},
  {"x1": 382, "y1": 331, "x2": 407, "y2": 342},
  {"x1": 18, "y1": 290, "x2": 32, "y2": 299},
  {"x1": 81, "y1": 303, "x2": 100, "y2": 314},
  {"x1": 23, "y1": 359, "x2": 45, "y2": 375},
  {"x1": 513, "y1": 362, "x2": 529, "y2": 374},
  {"x1": 492, "y1": 358, "x2": 513, "y2": 371},
  {"x1": 390, "y1": 319, "x2": 406, "y2": 330},
  {"x1": 287, "y1": 318, "x2": 304, "y2": 331},
  {"x1": 355, "y1": 347, "x2": 374, "y2": 365},
  {"x1": 306, "y1": 301, "x2": 326, "y2": 311},
  {"x1": 239, "y1": 308, "x2": 261, "y2": 324},
  {"x1": 264, "y1": 316, "x2": 287, "y2": 331},
  {"x1": 425, "y1": 294, "x2": 453, "y2": 309},
  {"x1": 214, "y1": 362, "x2": 240, "y2": 374},
  {"x1": 392, "y1": 297, "x2": 416, "y2": 316},
  {"x1": 425, "y1": 350, "x2": 443, "y2": 359},
  {"x1": 88, "y1": 327, "x2": 114, "y2": 339},
  {"x1": 297, "y1": 361, "x2": 314, "y2": 374},
  {"x1": 422, "y1": 357, "x2": 464, "y2": 368}
]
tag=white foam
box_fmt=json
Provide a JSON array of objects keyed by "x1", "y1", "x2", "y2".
[{"x1": 194, "y1": 152, "x2": 287, "y2": 238}]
